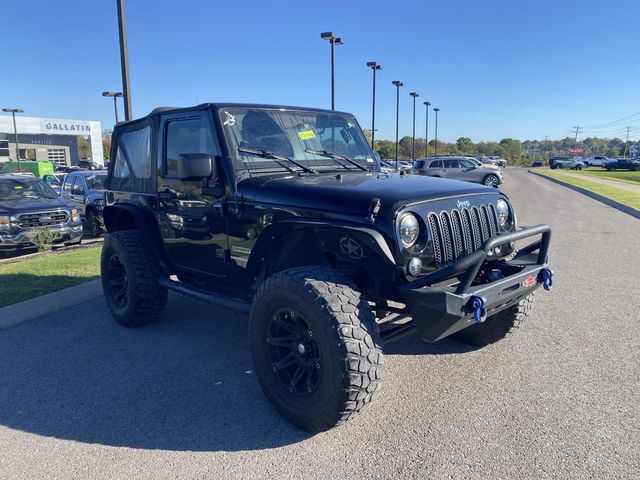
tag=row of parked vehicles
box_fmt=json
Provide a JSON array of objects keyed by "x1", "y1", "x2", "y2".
[
  {"x1": 543, "y1": 156, "x2": 640, "y2": 171},
  {"x1": 0, "y1": 162, "x2": 107, "y2": 255},
  {"x1": 379, "y1": 155, "x2": 506, "y2": 187}
]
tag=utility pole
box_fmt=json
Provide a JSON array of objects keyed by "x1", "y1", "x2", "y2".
[
  {"x1": 366, "y1": 62, "x2": 381, "y2": 148},
  {"x1": 623, "y1": 125, "x2": 630, "y2": 157},
  {"x1": 572, "y1": 125, "x2": 583, "y2": 156},
  {"x1": 423, "y1": 101, "x2": 431, "y2": 157},
  {"x1": 392, "y1": 80, "x2": 403, "y2": 170},
  {"x1": 409, "y1": 92, "x2": 419, "y2": 161}
]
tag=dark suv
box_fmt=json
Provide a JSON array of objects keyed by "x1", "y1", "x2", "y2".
[
  {"x1": 100, "y1": 103, "x2": 553, "y2": 432},
  {"x1": 61, "y1": 170, "x2": 107, "y2": 236},
  {"x1": 0, "y1": 174, "x2": 83, "y2": 253}
]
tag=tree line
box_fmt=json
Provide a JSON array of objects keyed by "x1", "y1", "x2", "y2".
[{"x1": 365, "y1": 131, "x2": 638, "y2": 166}]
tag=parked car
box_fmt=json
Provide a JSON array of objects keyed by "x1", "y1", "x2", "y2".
[
  {"x1": 583, "y1": 156, "x2": 609, "y2": 167},
  {"x1": 99, "y1": 102, "x2": 552, "y2": 432},
  {"x1": 531, "y1": 159, "x2": 545, "y2": 167},
  {"x1": 77, "y1": 159, "x2": 103, "y2": 170},
  {"x1": 606, "y1": 158, "x2": 640, "y2": 171},
  {"x1": 487, "y1": 156, "x2": 507, "y2": 167},
  {"x1": 549, "y1": 156, "x2": 570, "y2": 169},
  {"x1": 413, "y1": 156, "x2": 504, "y2": 186},
  {"x1": 61, "y1": 170, "x2": 107, "y2": 236},
  {"x1": 0, "y1": 175, "x2": 82, "y2": 253},
  {"x1": 380, "y1": 160, "x2": 411, "y2": 173},
  {"x1": 55, "y1": 166, "x2": 83, "y2": 174}
]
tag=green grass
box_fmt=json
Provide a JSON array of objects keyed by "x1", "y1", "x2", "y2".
[
  {"x1": 576, "y1": 168, "x2": 640, "y2": 186},
  {"x1": 536, "y1": 170, "x2": 640, "y2": 211},
  {"x1": 0, "y1": 246, "x2": 101, "y2": 308}
]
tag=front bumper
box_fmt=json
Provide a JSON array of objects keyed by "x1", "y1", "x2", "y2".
[
  {"x1": 398, "y1": 224, "x2": 552, "y2": 342},
  {"x1": 0, "y1": 223, "x2": 83, "y2": 251}
]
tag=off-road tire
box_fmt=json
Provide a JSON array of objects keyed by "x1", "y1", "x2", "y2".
[
  {"x1": 452, "y1": 293, "x2": 535, "y2": 347},
  {"x1": 250, "y1": 266, "x2": 384, "y2": 432},
  {"x1": 101, "y1": 230, "x2": 168, "y2": 327}
]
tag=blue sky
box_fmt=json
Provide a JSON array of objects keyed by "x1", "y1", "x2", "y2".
[{"x1": 2, "y1": 0, "x2": 640, "y2": 142}]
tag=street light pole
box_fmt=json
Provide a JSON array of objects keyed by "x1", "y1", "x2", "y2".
[
  {"x1": 433, "y1": 107, "x2": 440, "y2": 157},
  {"x1": 116, "y1": 0, "x2": 132, "y2": 121},
  {"x1": 409, "y1": 92, "x2": 419, "y2": 161},
  {"x1": 423, "y1": 101, "x2": 431, "y2": 157},
  {"x1": 102, "y1": 91, "x2": 123, "y2": 123},
  {"x1": 321, "y1": 32, "x2": 343, "y2": 110},
  {"x1": 392, "y1": 81, "x2": 404, "y2": 170},
  {"x1": 367, "y1": 62, "x2": 381, "y2": 149},
  {"x1": 2, "y1": 108, "x2": 24, "y2": 171}
]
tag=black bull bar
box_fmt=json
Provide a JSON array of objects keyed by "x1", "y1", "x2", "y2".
[{"x1": 398, "y1": 224, "x2": 552, "y2": 343}]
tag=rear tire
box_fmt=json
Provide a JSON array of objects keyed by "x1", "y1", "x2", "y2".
[
  {"x1": 101, "y1": 230, "x2": 168, "y2": 327},
  {"x1": 452, "y1": 294, "x2": 535, "y2": 347},
  {"x1": 250, "y1": 267, "x2": 384, "y2": 432}
]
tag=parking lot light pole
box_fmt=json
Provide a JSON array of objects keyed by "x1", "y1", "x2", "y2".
[
  {"x1": 102, "y1": 91, "x2": 123, "y2": 123},
  {"x1": 117, "y1": 0, "x2": 132, "y2": 121},
  {"x1": 367, "y1": 62, "x2": 382, "y2": 149},
  {"x1": 392, "y1": 81, "x2": 403, "y2": 170},
  {"x1": 321, "y1": 32, "x2": 343, "y2": 110},
  {"x1": 409, "y1": 92, "x2": 419, "y2": 161},
  {"x1": 423, "y1": 101, "x2": 431, "y2": 157},
  {"x1": 2, "y1": 108, "x2": 24, "y2": 171},
  {"x1": 433, "y1": 107, "x2": 440, "y2": 157}
]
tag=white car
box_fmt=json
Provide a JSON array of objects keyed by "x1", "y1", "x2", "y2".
[{"x1": 582, "y1": 156, "x2": 609, "y2": 167}]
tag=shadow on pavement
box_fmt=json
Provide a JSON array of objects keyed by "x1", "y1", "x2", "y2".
[{"x1": 0, "y1": 292, "x2": 474, "y2": 451}]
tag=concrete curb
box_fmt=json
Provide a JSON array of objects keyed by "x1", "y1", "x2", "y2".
[
  {"x1": 529, "y1": 170, "x2": 640, "y2": 220},
  {"x1": 0, "y1": 279, "x2": 102, "y2": 330}
]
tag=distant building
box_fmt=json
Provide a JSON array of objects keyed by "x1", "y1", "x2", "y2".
[{"x1": 0, "y1": 115, "x2": 103, "y2": 167}]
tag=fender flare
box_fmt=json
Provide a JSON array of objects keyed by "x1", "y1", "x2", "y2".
[
  {"x1": 246, "y1": 218, "x2": 398, "y2": 281},
  {"x1": 103, "y1": 203, "x2": 169, "y2": 264}
]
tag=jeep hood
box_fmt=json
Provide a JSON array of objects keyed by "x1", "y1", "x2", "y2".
[{"x1": 238, "y1": 172, "x2": 497, "y2": 218}]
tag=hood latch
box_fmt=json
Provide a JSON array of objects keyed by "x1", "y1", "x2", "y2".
[{"x1": 366, "y1": 197, "x2": 381, "y2": 224}]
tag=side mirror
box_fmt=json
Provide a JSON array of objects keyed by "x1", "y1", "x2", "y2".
[{"x1": 176, "y1": 153, "x2": 213, "y2": 180}]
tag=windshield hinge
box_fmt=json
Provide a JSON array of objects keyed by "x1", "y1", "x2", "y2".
[{"x1": 366, "y1": 197, "x2": 381, "y2": 224}]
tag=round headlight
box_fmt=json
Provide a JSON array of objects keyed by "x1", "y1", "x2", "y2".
[
  {"x1": 399, "y1": 213, "x2": 420, "y2": 247},
  {"x1": 496, "y1": 199, "x2": 509, "y2": 229}
]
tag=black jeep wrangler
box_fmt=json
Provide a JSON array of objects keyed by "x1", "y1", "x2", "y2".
[{"x1": 100, "y1": 103, "x2": 553, "y2": 432}]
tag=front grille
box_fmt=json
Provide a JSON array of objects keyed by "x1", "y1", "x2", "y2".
[
  {"x1": 428, "y1": 203, "x2": 500, "y2": 267},
  {"x1": 17, "y1": 210, "x2": 68, "y2": 228}
]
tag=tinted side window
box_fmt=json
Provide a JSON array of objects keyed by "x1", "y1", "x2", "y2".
[
  {"x1": 443, "y1": 159, "x2": 459, "y2": 168},
  {"x1": 165, "y1": 118, "x2": 215, "y2": 178},
  {"x1": 72, "y1": 176, "x2": 85, "y2": 194},
  {"x1": 414, "y1": 160, "x2": 425, "y2": 169},
  {"x1": 459, "y1": 159, "x2": 475, "y2": 168},
  {"x1": 429, "y1": 160, "x2": 442, "y2": 168}
]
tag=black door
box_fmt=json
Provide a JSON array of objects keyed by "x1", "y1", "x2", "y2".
[{"x1": 157, "y1": 114, "x2": 230, "y2": 279}]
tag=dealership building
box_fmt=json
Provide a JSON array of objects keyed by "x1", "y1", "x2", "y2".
[{"x1": 0, "y1": 115, "x2": 103, "y2": 167}]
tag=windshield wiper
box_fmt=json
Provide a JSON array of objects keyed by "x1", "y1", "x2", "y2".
[
  {"x1": 238, "y1": 147, "x2": 316, "y2": 174},
  {"x1": 304, "y1": 148, "x2": 369, "y2": 172}
]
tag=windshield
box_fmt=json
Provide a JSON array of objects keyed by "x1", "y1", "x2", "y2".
[
  {"x1": 85, "y1": 173, "x2": 107, "y2": 190},
  {"x1": 0, "y1": 178, "x2": 58, "y2": 201},
  {"x1": 218, "y1": 108, "x2": 376, "y2": 171}
]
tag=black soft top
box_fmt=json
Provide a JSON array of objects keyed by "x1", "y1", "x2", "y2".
[{"x1": 115, "y1": 103, "x2": 352, "y2": 129}]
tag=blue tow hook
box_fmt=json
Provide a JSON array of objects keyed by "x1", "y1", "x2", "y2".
[
  {"x1": 539, "y1": 268, "x2": 554, "y2": 291},
  {"x1": 470, "y1": 296, "x2": 487, "y2": 323}
]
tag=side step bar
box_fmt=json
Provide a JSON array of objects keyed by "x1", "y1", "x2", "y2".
[{"x1": 159, "y1": 276, "x2": 251, "y2": 315}]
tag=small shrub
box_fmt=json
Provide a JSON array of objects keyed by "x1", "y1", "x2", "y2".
[{"x1": 27, "y1": 227, "x2": 55, "y2": 252}]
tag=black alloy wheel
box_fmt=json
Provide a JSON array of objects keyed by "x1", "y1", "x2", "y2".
[
  {"x1": 107, "y1": 253, "x2": 128, "y2": 308},
  {"x1": 266, "y1": 308, "x2": 321, "y2": 396}
]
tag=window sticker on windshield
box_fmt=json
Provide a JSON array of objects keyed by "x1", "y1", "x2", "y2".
[
  {"x1": 223, "y1": 111, "x2": 236, "y2": 126},
  {"x1": 298, "y1": 130, "x2": 316, "y2": 140}
]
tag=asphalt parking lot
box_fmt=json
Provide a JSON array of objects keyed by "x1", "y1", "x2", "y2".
[{"x1": 0, "y1": 168, "x2": 638, "y2": 479}]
